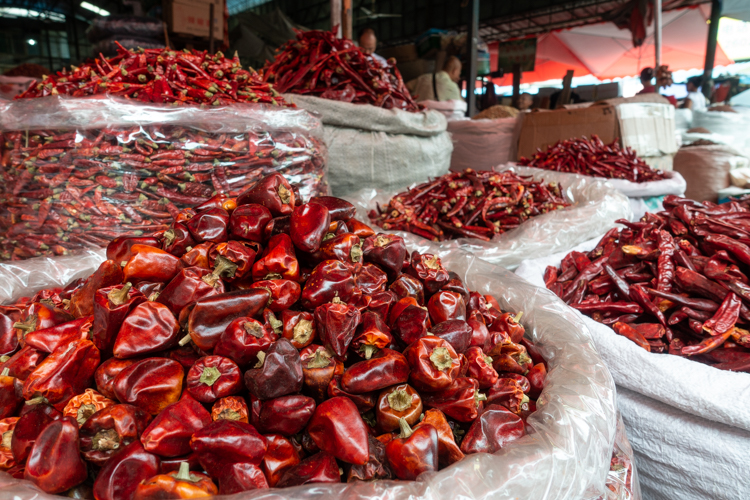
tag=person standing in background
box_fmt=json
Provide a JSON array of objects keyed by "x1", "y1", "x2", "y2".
[
  {"x1": 637, "y1": 67, "x2": 657, "y2": 94},
  {"x1": 515, "y1": 93, "x2": 533, "y2": 111},
  {"x1": 406, "y1": 56, "x2": 463, "y2": 102},
  {"x1": 681, "y1": 76, "x2": 708, "y2": 111},
  {"x1": 358, "y1": 28, "x2": 388, "y2": 67}
]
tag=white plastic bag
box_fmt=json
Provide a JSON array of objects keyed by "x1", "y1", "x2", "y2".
[
  {"x1": 283, "y1": 94, "x2": 452, "y2": 197},
  {"x1": 0, "y1": 236, "x2": 629, "y2": 500},
  {"x1": 447, "y1": 117, "x2": 519, "y2": 172},
  {"x1": 516, "y1": 239, "x2": 750, "y2": 500},
  {"x1": 673, "y1": 144, "x2": 749, "y2": 203},
  {"x1": 347, "y1": 165, "x2": 631, "y2": 270},
  {"x1": 507, "y1": 165, "x2": 686, "y2": 222}
]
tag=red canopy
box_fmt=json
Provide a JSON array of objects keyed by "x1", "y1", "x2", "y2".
[{"x1": 490, "y1": 5, "x2": 734, "y2": 86}]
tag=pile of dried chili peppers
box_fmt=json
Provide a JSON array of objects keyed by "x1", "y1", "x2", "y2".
[
  {"x1": 0, "y1": 173, "x2": 547, "y2": 495},
  {"x1": 16, "y1": 43, "x2": 284, "y2": 106},
  {"x1": 263, "y1": 29, "x2": 420, "y2": 112},
  {"x1": 0, "y1": 124, "x2": 326, "y2": 260},
  {"x1": 519, "y1": 135, "x2": 668, "y2": 183},
  {"x1": 546, "y1": 195, "x2": 750, "y2": 372},
  {"x1": 369, "y1": 169, "x2": 570, "y2": 242}
]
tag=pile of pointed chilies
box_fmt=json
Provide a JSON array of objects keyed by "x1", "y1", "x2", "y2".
[
  {"x1": 16, "y1": 42, "x2": 285, "y2": 106},
  {"x1": 0, "y1": 173, "x2": 547, "y2": 496},
  {"x1": 369, "y1": 169, "x2": 570, "y2": 242},
  {"x1": 518, "y1": 135, "x2": 668, "y2": 183},
  {"x1": 545, "y1": 195, "x2": 750, "y2": 372},
  {"x1": 0, "y1": 125, "x2": 326, "y2": 260},
  {"x1": 263, "y1": 29, "x2": 420, "y2": 112}
]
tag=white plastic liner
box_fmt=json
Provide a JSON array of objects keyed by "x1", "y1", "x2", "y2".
[
  {"x1": 516, "y1": 238, "x2": 750, "y2": 500},
  {"x1": 0, "y1": 237, "x2": 626, "y2": 500},
  {"x1": 347, "y1": 165, "x2": 632, "y2": 271}
]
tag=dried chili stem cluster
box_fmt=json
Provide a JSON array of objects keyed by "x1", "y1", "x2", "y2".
[
  {"x1": 519, "y1": 135, "x2": 668, "y2": 183},
  {"x1": 263, "y1": 29, "x2": 419, "y2": 112},
  {"x1": 546, "y1": 195, "x2": 750, "y2": 372},
  {"x1": 369, "y1": 169, "x2": 570, "y2": 242}
]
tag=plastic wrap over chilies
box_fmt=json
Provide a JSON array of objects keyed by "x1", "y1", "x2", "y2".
[
  {"x1": 0, "y1": 96, "x2": 328, "y2": 260},
  {"x1": 348, "y1": 165, "x2": 632, "y2": 270},
  {"x1": 0, "y1": 235, "x2": 628, "y2": 500}
]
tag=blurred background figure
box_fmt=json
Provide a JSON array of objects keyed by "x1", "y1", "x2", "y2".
[
  {"x1": 682, "y1": 76, "x2": 708, "y2": 111},
  {"x1": 358, "y1": 28, "x2": 387, "y2": 66},
  {"x1": 406, "y1": 56, "x2": 463, "y2": 102},
  {"x1": 638, "y1": 67, "x2": 656, "y2": 94},
  {"x1": 515, "y1": 92, "x2": 533, "y2": 111}
]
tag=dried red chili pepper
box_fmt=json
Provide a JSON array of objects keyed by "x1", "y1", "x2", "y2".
[
  {"x1": 0, "y1": 417, "x2": 18, "y2": 470},
  {"x1": 186, "y1": 356, "x2": 244, "y2": 403},
  {"x1": 236, "y1": 173, "x2": 296, "y2": 216},
  {"x1": 211, "y1": 396, "x2": 249, "y2": 423},
  {"x1": 113, "y1": 358, "x2": 184, "y2": 415},
  {"x1": 62, "y1": 388, "x2": 114, "y2": 426},
  {"x1": 141, "y1": 393, "x2": 212, "y2": 457},
  {"x1": 404, "y1": 336, "x2": 461, "y2": 392},
  {"x1": 385, "y1": 418, "x2": 438, "y2": 480},
  {"x1": 459, "y1": 404, "x2": 526, "y2": 454},
  {"x1": 340, "y1": 348, "x2": 410, "y2": 394},
  {"x1": 23, "y1": 416, "x2": 87, "y2": 493},
  {"x1": 375, "y1": 383, "x2": 422, "y2": 432},
  {"x1": 134, "y1": 462, "x2": 219, "y2": 499},
  {"x1": 276, "y1": 451, "x2": 340, "y2": 487},
  {"x1": 262, "y1": 434, "x2": 301, "y2": 486},
  {"x1": 113, "y1": 302, "x2": 180, "y2": 358},
  {"x1": 79, "y1": 403, "x2": 151, "y2": 464},
  {"x1": 307, "y1": 396, "x2": 369, "y2": 465},
  {"x1": 257, "y1": 394, "x2": 315, "y2": 435},
  {"x1": 214, "y1": 317, "x2": 275, "y2": 368},
  {"x1": 244, "y1": 338, "x2": 303, "y2": 400},
  {"x1": 93, "y1": 441, "x2": 161, "y2": 500}
]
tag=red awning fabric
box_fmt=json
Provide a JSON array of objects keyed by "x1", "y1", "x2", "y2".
[{"x1": 490, "y1": 5, "x2": 734, "y2": 86}]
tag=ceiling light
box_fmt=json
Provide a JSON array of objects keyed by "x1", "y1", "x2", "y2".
[
  {"x1": 0, "y1": 7, "x2": 65, "y2": 22},
  {"x1": 27, "y1": 39, "x2": 37, "y2": 45},
  {"x1": 80, "y1": 1, "x2": 110, "y2": 16}
]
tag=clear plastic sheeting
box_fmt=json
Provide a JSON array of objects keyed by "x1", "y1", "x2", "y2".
[
  {"x1": 0, "y1": 237, "x2": 625, "y2": 500},
  {"x1": 516, "y1": 239, "x2": 750, "y2": 500},
  {"x1": 600, "y1": 413, "x2": 640, "y2": 500},
  {"x1": 347, "y1": 165, "x2": 632, "y2": 270},
  {"x1": 0, "y1": 96, "x2": 328, "y2": 260},
  {"x1": 0, "y1": 249, "x2": 106, "y2": 304}
]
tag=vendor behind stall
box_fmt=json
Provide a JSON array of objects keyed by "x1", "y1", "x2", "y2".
[
  {"x1": 681, "y1": 76, "x2": 708, "y2": 111},
  {"x1": 358, "y1": 28, "x2": 388, "y2": 67},
  {"x1": 406, "y1": 56, "x2": 463, "y2": 102}
]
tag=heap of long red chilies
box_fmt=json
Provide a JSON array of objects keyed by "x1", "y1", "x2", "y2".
[
  {"x1": 546, "y1": 195, "x2": 750, "y2": 372},
  {"x1": 369, "y1": 169, "x2": 570, "y2": 242},
  {"x1": 16, "y1": 42, "x2": 285, "y2": 106},
  {"x1": 263, "y1": 30, "x2": 420, "y2": 112},
  {"x1": 518, "y1": 135, "x2": 668, "y2": 183}
]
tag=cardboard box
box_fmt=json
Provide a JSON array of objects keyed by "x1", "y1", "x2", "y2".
[
  {"x1": 516, "y1": 104, "x2": 617, "y2": 160},
  {"x1": 616, "y1": 103, "x2": 678, "y2": 157},
  {"x1": 379, "y1": 44, "x2": 418, "y2": 63},
  {"x1": 165, "y1": 0, "x2": 223, "y2": 39},
  {"x1": 642, "y1": 153, "x2": 675, "y2": 172}
]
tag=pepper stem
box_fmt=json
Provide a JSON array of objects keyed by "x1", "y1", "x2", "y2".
[
  {"x1": 375, "y1": 235, "x2": 390, "y2": 247},
  {"x1": 306, "y1": 349, "x2": 332, "y2": 369},
  {"x1": 0, "y1": 356, "x2": 10, "y2": 363},
  {"x1": 163, "y1": 229, "x2": 176, "y2": 246},
  {"x1": 202, "y1": 255, "x2": 238, "y2": 287},
  {"x1": 1, "y1": 430, "x2": 12, "y2": 449},
  {"x1": 513, "y1": 311, "x2": 524, "y2": 324},
  {"x1": 76, "y1": 403, "x2": 97, "y2": 426},
  {"x1": 429, "y1": 347, "x2": 454, "y2": 371},
  {"x1": 239, "y1": 322, "x2": 262, "y2": 339},
  {"x1": 483, "y1": 355, "x2": 493, "y2": 366},
  {"x1": 360, "y1": 344, "x2": 378, "y2": 360},
  {"x1": 424, "y1": 255, "x2": 440, "y2": 270},
  {"x1": 254, "y1": 351, "x2": 266, "y2": 368},
  {"x1": 25, "y1": 395, "x2": 48, "y2": 406},
  {"x1": 277, "y1": 184, "x2": 291, "y2": 204},
  {"x1": 293, "y1": 319, "x2": 314, "y2": 345},
  {"x1": 178, "y1": 334, "x2": 192, "y2": 346},
  {"x1": 474, "y1": 391, "x2": 487, "y2": 407},
  {"x1": 217, "y1": 409, "x2": 242, "y2": 421},
  {"x1": 92, "y1": 428, "x2": 120, "y2": 451},
  {"x1": 107, "y1": 283, "x2": 132, "y2": 306},
  {"x1": 397, "y1": 418, "x2": 414, "y2": 439},
  {"x1": 12, "y1": 315, "x2": 37, "y2": 334},
  {"x1": 174, "y1": 462, "x2": 198, "y2": 482},
  {"x1": 266, "y1": 313, "x2": 283, "y2": 334},
  {"x1": 200, "y1": 366, "x2": 222, "y2": 386},
  {"x1": 387, "y1": 389, "x2": 413, "y2": 412},
  {"x1": 0, "y1": 368, "x2": 8, "y2": 377},
  {"x1": 350, "y1": 243, "x2": 363, "y2": 263}
]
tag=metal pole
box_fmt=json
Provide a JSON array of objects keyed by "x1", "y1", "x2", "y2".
[
  {"x1": 342, "y1": 0, "x2": 352, "y2": 39},
  {"x1": 654, "y1": 0, "x2": 661, "y2": 70},
  {"x1": 702, "y1": 0, "x2": 722, "y2": 99},
  {"x1": 465, "y1": 0, "x2": 479, "y2": 117},
  {"x1": 44, "y1": 27, "x2": 54, "y2": 72},
  {"x1": 330, "y1": 0, "x2": 342, "y2": 38},
  {"x1": 209, "y1": 3, "x2": 215, "y2": 54}
]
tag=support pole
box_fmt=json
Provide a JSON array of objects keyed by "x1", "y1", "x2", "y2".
[
  {"x1": 44, "y1": 27, "x2": 54, "y2": 72},
  {"x1": 465, "y1": 0, "x2": 479, "y2": 117},
  {"x1": 330, "y1": 0, "x2": 342, "y2": 38},
  {"x1": 209, "y1": 3, "x2": 215, "y2": 54},
  {"x1": 512, "y1": 63, "x2": 521, "y2": 105},
  {"x1": 702, "y1": 0, "x2": 722, "y2": 99},
  {"x1": 654, "y1": 0, "x2": 662, "y2": 70},
  {"x1": 342, "y1": 0, "x2": 352, "y2": 40}
]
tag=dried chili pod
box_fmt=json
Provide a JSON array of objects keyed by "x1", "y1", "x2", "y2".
[
  {"x1": 229, "y1": 204, "x2": 273, "y2": 242},
  {"x1": 215, "y1": 317, "x2": 275, "y2": 368},
  {"x1": 0, "y1": 417, "x2": 18, "y2": 470},
  {"x1": 315, "y1": 301, "x2": 361, "y2": 357},
  {"x1": 123, "y1": 245, "x2": 183, "y2": 284},
  {"x1": 156, "y1": 267, "x2": 224, "y2": 316},
  {"x1": 340, "y1": 348, "x2": 410, "y2": 394},
  {"x1": 24, "y1": 316, "x2": 93, "y2": 354},
  {"x1": 113, "y1": 358, "x2": 184, "y2": 415},
  {"x1": 95, "y1": 357, "x2": 139, "y2": 400},
  {"x1": 133, "y1": 462, "x2": 218, "y2": 499},
  {"x1": 421, "y1": 377, "x2": 485, "y2": 422},
  {"x1": 92, "y1": 441, "x2": 160, "y2": 500},
  {"x1": 257, "y1": 395, "x2": 316, "y2": 436},
  {"x1": 11, "y1": 403, "x2": 61, "y2": 463},
  {"x1": 113, "y1": 302, "x2": 180, "y2": 358},
  {"x1": 185, "y1": 207, "x2": 230, "y2": 243},
  {"x1": 385, "y1": 418, "x2": 438, "y2": 480},
  {"x1": 141, "y1": 393, "x2": 212, "y2": 457},
  {"x1": 244, "y1": 338, "x2": 303, "y2": 400},
  {"x1": 459, "y1": 404, "x2": 526, "y2": 454},
  {"x1": 68, "y1": 260, "x2": 125, "y2": 318},
  {"x1": 414, "y1": 409, "x2": 464, "y2": 467},
  {"x1": 404, "y1": 336, "x2": 461, "y2": 392},
  {"x1": 351, "y1": 311, "x2": 392, "y2": 360},
  {"x1": 162, "y1": 223, "x2": 196, "y2": 258},
  {"x1": 301, "y1": 260, "x2": 358, "y2": 309},
  {"x1": 389, "y1": 274, "x2": 425, "y2": 306},
  {"x1": 290, "y1": 202, "x2": 331, "y2": 253},
  {"x1": 408, "y1": 252, "x2": 450, "y2": 296},
  {"x1": 250, "y1": 279, "x2": 301, "y2": 312},
  {"x1": 236, "y1": 173, "x2": 296, "y2": 216},
  {"x1": 362, "y1": 234, "x2": 407, "y2": 277},
  {"x1": 93, "y1": 283, "x2": 147, "y2": 355},
  {"x1": 186, "y1": 355, "x2": 244, "y2": 403},
  {"x1": 211, "y1": 396, "x2": 249, "y2": 423},
  {"x1": 309, "y1": 196, "x2": 356, "y2": 221},
  {"x1": 190, "y1": 419, "x2": 267, "y2": 473},
  {"x1": 307, "y1": 396, "x2": 369, "y2": 465},
  {"x1": 24, "y1": 416, "x2": 87, "y2": 494},
  {"x1": 0, "y1": 345, "x2": 46, "y2": 381},
  {"x1": 252, "y1": 233, "x2": 299, "y2": 281},
  {"x1": 262, "y1": 434, "x2": 301, "y2": 487},
  {"x1": 300, "y1": 345, "x2": 342, "y2": 402},
  {"x1": 79, "y1": 403, "x2": 151, "y2": 465},
  {"x1": 0, "y1": 368, "x2": 23, "y2": 419},
  {"x1": 431, "y1": 319, "x2": 473, "y2": 354},
  {"x1": 62, "y1": 388, "x2": 115, "y2": 426},
  {"x1": 376, "y1": 383, "x2": 422, "y2": 433},
  {"x1": 276, "y1": 452, "x2": 340, "y2": 487}
]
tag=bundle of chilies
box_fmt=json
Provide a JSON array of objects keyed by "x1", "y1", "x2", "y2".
[
  {"x1": 263, "y1": 29, "x2": 420, "y2": 112},
  {"x1": 369, "y1": 169, "x2": 570, "y2": 242},
  {"x1": 0, "y1": 125, "x2": 326, "y2": 260},
  {"x1": 518, "y1": 135, "x2": 668, "y2": 183},
  {"x1": 545, "y1": 195, "x2": 750, "y2": 372},
  {"x1": 0, "y1": 173, "x2": 547, "y2": 497},
  {"x1": 16, "y1": 42, "x2": 284, "y2": 106}
]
